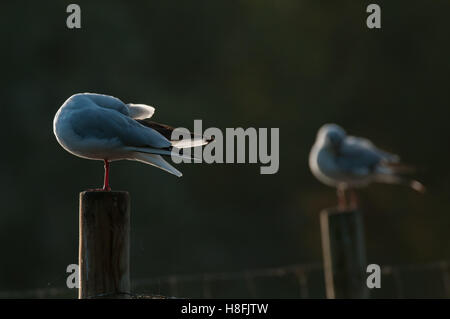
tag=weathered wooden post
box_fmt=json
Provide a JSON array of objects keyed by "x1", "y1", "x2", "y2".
[
  {"x1": 320, "y1": 208, "x2": 369, "y2": 299},
  {"x1": 79, "y1": 191, "x2": 131, "y2": 299}
]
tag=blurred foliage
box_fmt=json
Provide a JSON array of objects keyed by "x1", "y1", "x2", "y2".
[{"x1": 0, "y1": 0, "x2": 449, "y2": 294}]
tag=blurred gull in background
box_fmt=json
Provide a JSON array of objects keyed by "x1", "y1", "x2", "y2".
[
  {"x1": 309, "y1": 124, "x2": 425, "y2": 209},
  {"x1": 53, "y1": 93, "x2": 212, "y2": 190}
]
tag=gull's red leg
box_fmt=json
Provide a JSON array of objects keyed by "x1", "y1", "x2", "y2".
[
  {"x1": 103, "y1": 159, "x2": 111, "y2": 191},
  {"x1": 349, "y1": 189, "x2": 359, "y2": 210},
  {"x1": 337, "y1": 187, "x2": 347, "y2": 211}
]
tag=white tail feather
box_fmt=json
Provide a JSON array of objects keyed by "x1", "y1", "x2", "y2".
[
  {"x1": 132, "y1": 152, "x2": 182, "y2": 177},
  {"x1": 171, "y1": 136, "x2": 211, "y2": 149},
  {"x1": 125, "y1": 146, "x2": 200, "y2": 162}
]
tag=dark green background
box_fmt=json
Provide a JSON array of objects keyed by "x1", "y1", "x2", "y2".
[{"x1": 0, "y1": 1, "x2": 449, "y2": 297}]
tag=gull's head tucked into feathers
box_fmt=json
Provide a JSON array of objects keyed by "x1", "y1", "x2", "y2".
[{"x1": 317, "y1": 123, "x2": 346, "y2": 150}]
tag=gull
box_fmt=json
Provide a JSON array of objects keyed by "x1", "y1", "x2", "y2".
[
  {"x1": 309, "y1": 124, "x2": 425, "y2": 209},
  {"x1": 53, "y1": 93, "x2": 212, "y2": 190}
]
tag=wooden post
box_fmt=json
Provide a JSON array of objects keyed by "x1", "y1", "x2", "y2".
[
  {"x1": 320, "y1": 208, "x2": 369, "y2": 299},
  {"x1": 79, "y1": 191, "x2": 131, "y2": 299}
]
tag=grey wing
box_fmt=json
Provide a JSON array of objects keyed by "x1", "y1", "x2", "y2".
[
  {"x1": 70, "y1": 107, "x2": 171, "y2": 149},
  {"x1": 347, "y1": 136, "x2": 399, "y2": 162},
  {"x1": 336, "y1": 137, "x2": 397, "y2": 175}
]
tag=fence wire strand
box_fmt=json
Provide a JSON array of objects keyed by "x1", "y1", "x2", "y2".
[{"x1": 0, "y1": 261, "x2": 448, "y2": 299}]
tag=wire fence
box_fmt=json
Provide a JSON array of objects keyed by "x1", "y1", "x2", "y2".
[{"x1": 0, "y1": 260, "x2": 449, "y2": 299}]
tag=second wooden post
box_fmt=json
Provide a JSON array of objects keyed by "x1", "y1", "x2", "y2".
[
  {"x1": 79, "y1": 191, "x2": 131, "y2": 299},
  {"x1": 320, "y1": 208, "x2": 369, "y2": 299}
]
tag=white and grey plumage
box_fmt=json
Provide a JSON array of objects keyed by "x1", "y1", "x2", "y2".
[
  {"x1": 53, "y1": 93, "x2": 211, "y2": 190},
  {"x1": 309, "y1": 124, "x2": 424, "y2": 208}
]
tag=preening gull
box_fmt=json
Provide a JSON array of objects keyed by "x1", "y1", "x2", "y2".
[
  {"x1": 53, "y1": 93, "x2": 212, "y2": 190},
  {"x1": 309, "y1": 124, "x2": 425, "y2": 209}
]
